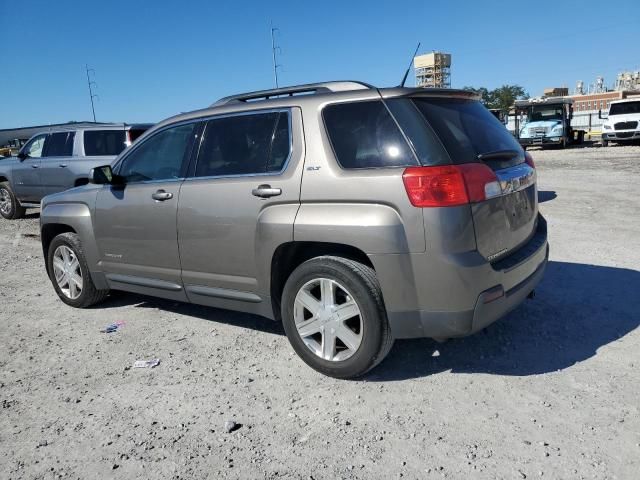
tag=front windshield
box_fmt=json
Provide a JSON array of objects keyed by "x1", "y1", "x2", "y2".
[
  {"x1": 528, "y1": 106, "x2": 563, "y2": 122},
  {"x1": 609, "y1": 101, "x2": 640, "y2": 116}
]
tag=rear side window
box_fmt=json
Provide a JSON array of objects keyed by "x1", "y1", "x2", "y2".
[
  {"x1": 323, "y1": 100, "x2": 417, "y2": 169},
  {"x1": 84, "y1": 130, "x2": 127, "y2": 156},
  {"x1": 194, "y1": 110, "x2": 290, "y2": 177},
  {"x1": 412, "y1": 98, "x2": 523, "y2": 165},
  {"x1": 44, "y1": 132, "x2": 75, "y2": 157}
]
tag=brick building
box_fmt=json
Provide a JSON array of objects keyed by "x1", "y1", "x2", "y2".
[{"x1": 571, "y1": 90, "x2": 640, "y2": 113}]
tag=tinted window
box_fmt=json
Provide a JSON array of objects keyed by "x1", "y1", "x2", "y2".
[
  {"x1": 44, "y1": 132, "x2": 75, "y2": 157},
  {"x1": 609, "y1": 101, "x2": 640, "y2": 115},
  {"x1": 412, "y1": 98, "x2": 523, "y2": 165},
  {"x1": 118, "y1": 123, "x2": 195, "y2": 182},
  {"x1": 194, "y1": 111, "x2": 290, "y2": 177},
  {"x1": 323, "y1": 100, "x2": 417, "y2": 169},
  {"x1": 84, "y1": 130, "x2": 126, "y2": 156},
  {"x1": 385, "y1": 99, "x2": 450, "y2": 166},
  {"x1": 24, "y1": 134, "x2": 46, "y2": 158}
]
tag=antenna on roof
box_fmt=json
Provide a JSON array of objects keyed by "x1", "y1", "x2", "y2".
[{"x1": 399, "y1": 42, "x2": 421, "y2": 88}]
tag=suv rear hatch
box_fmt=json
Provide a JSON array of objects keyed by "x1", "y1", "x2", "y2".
[{"x1": 389, "y1": 94, "x2": 538, "y2": 262}]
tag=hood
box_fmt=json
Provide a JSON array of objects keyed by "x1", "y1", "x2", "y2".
[
  {"x1": 519, "y1": 119, "x2": 562, "y2": 138},
  {"x1": 522, "y1": 120, "x2": 562, "y2": 129},
  {"x1": 606, "y1": 113, "x2": 640, "y2": 124},
  {"x1": 0, "y1": 156, "x2": 20, "y2": 167},
  {"x1": 41, "y1": 183, "x2": 101, "y2": 208}
]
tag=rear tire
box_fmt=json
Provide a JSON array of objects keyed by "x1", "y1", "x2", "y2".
[
  {"x1": 281, "y1": 256, "x2": 394, "y2": 379},
  {"x1": 47, "y1": 232, "x2": 109, "y2": 308},
  {"x1": 0, "y1": 182, "x2": 26, "y2": 219}
]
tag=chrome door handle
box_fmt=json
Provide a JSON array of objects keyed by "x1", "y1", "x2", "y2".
[
  {"x1": 252, "y1": 184, "x2": 282, "y2": 198},
  {"x1": 151, "y1": 189, "x2": 173, "y2": 201},
  {"x1": 31, "y1": 164, "x2": 39, "y2": 169},
  {"x1": 59, "y1": 163, "x2": 68, "y2": 168}
]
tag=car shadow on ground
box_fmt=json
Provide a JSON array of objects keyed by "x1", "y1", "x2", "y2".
[
  {"x1": 538, "y1": 190, "x2": 557, "y2": 203},
  {"x1": 23, "y1": 211, "x2": 40, "y2": 219},
  {"x1": 368, "y1": 261, "x2": 640, "y2": 381},
  {"x1": 94, "y1": 261, "x2": 639, "y2": 380},
  {"x1": 96, "y1": 292, "x2": 285, "y2": 336}
]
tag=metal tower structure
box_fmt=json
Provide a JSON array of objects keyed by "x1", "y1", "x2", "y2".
[
  {"x1": 414, "y1": 51, "x2": 451, "y2": 88},
  {"x1": 85, "y1": 64, "x2": 98, "y2": 122}
]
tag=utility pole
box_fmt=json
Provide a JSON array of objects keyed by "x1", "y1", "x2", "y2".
[
  {"x1": 85, "y1": 64, "x2": 98, "y2": 122},
  {"x1": 270, "y1": 22, "x2": 281, "y2": 88}
]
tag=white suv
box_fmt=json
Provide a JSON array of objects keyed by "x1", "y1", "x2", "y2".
[{"x1": 601, "y1": 98, "x2": 640, "y2": 146}]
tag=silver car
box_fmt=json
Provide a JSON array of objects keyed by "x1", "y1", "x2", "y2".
[
  {"x1": 39, "y1": 81, "x2": 548, "y2": 378},
  {"x1": 0, "y1": 124, "x2": 150, "y2": 219}
]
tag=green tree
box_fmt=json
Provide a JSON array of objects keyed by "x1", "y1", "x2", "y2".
[
  {"x1": 488, "y1": 85, "x2": 528, "y2": 112},
  {"x1": 462, "y1": 84, "x2": 528, "y2": 112},
  {"x1": 462, "y1": 86, "x2": 490, "y2": 104}
]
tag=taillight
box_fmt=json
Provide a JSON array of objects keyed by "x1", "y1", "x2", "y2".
[
  {"x1": 402, "y1": 163, "x2": 500, "y2": 207},
  {"x1": 524, "y1": 151, "x2": 535, "y2": 168}
]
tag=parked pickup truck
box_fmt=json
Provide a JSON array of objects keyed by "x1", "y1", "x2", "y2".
[{"x1": 0, "y1": 124, "x2": 151, "y2": 219}]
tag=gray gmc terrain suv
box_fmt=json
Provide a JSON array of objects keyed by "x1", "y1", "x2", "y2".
[
  {"x1": 40, "y1": 81, "x2": 548, "y2": 378},
  {"x1": 0, "y1": 124, "x2": 150, "y2": 219}
]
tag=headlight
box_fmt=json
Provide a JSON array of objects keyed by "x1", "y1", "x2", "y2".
[{"x1": 603, "y1": 124, "x2": 612, "y2": 130}]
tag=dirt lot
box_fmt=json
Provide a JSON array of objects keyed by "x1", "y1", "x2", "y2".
[{"x1": 1, "y1": 145, "x2": 639, "y2": 480}]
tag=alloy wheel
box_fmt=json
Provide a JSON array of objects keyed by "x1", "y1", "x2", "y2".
[
  {"x1": 0, "y1": 188, "x2": 12, "y2": 216},
  {"x1": 293, "y1": 278, "x2": 363, "y2": 361},
  {"x1": 52, "y1": 245, "x2": 83, "y2": 300}
]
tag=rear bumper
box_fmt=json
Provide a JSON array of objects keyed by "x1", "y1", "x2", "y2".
[{"x1": 375, "y1": 215, "x2": 549, "y2": 339}]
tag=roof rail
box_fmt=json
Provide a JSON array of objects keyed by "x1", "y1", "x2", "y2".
[{"x1": 211, "y1": 81, "x2": 374, "y2": 107}]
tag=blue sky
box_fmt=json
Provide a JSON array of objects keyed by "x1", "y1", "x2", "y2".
[{"x1": 1, "y1": 0, "x2": 638, "y2": 128}]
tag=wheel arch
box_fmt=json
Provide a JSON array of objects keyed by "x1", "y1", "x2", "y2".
[
  {"x1": 270, "y1": 241, "x2": 374, "y2": 321},
  {"x1": 41, "y1": 223, "x2": 77, "y2": 274},
  {"x1": 40, "y1": 202, "x2": 107, "y2": 290}
]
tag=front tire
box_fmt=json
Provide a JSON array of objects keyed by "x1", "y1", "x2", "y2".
[
  {"x1": 47, "y1": 232, "x2": 109, "y2": 308},
  {"x1": 0, "y1": 182, "x2": 26, "y2": 219},
  {"x1": 602, "y1": 139, "x2": 609, "y2": 147},
  {"x1": 281, "y1": 256, "x2": 394, "y2": 379}
]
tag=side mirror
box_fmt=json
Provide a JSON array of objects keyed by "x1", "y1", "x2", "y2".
[
  {"x1": 89, "y1": 165, "x2": 116, "y2": 184},
  {"x1": 17, "y1": 151, "x2": 28, "y2": 161}
]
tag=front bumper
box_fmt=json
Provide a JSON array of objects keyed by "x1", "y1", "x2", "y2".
[
  {"x1": 377, "y1": 216, "x2": 549, "y2": 339},
  {"x1": 519, "y1": 137, "x2": 563, "y2": 146},
  {"x1": 602, "y1": 131, "x2": 640, "y2": 141}
]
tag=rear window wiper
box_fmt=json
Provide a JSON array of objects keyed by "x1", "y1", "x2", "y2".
[{"x1": 477, "y1": 149, "x2": 520, "y2": 161}]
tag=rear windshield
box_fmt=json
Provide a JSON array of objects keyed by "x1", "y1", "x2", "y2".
[
  {"x1": 411, "y1": 97, "x2": 523, "y2": 166},
  {"x1": 609, "y1": 101, "x2": 640, "y2": 116},
  {"x1": 84, "y1": 130, "x2": 127, "y2": 156}
]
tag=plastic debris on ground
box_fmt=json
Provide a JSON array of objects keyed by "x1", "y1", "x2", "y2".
[
  {"x1": 100, "y1": 321, "x2": 125, "y2": 333},
  {"x1": 133, "y1": 359, "x2": 160, "y2": 368}
]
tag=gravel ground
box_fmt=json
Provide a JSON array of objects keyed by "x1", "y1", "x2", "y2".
[{"x1": 1, "y1": 145, "x2": 639, "y2": 480}]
